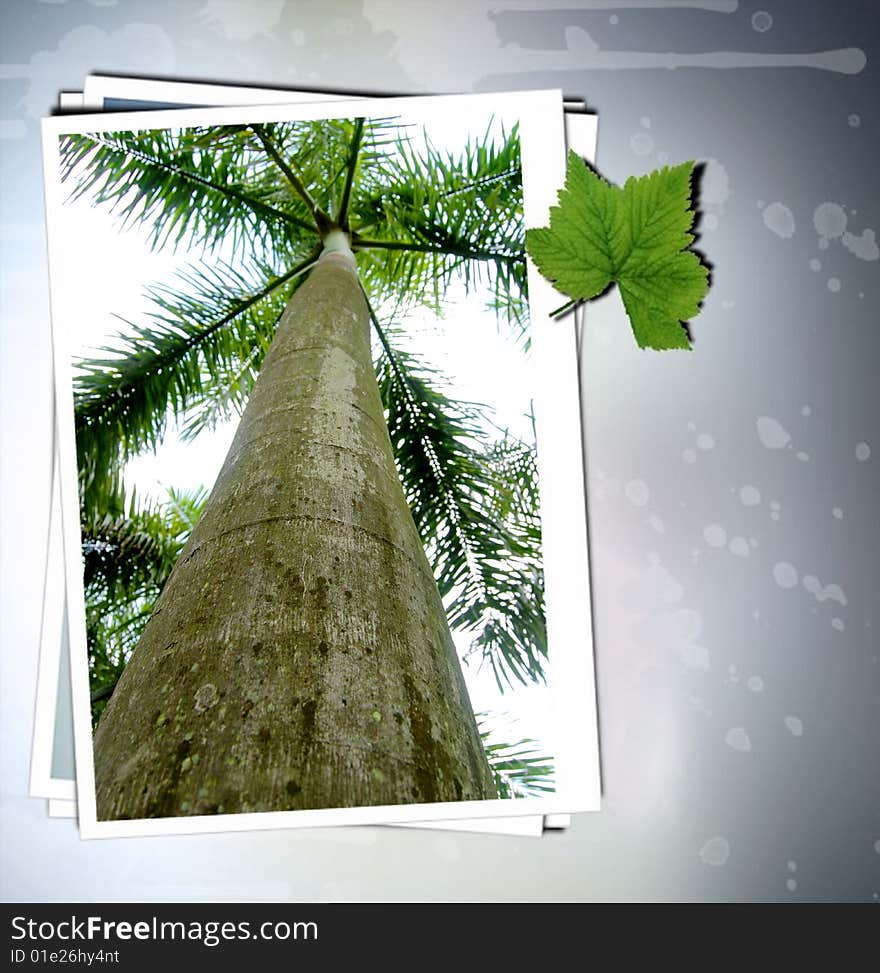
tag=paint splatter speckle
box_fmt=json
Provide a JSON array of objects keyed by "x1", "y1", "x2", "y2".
[
  {"x1": 625, "y1": 479, "x2": 650, "y2": 507},
  {"x1": 757, "y1": 416, "x2": 791, "y2": 449},
  {"x1": 739, "y1": 485, "x2": 761, "y2": 507},
  {"x1": 785, "y1": 716, "x2": 804, "y2": 737},
  {"x1": 699, "y1": 836, "x2": 730, "y2": 866},
  {"x1": 704, "y1": 524, "x2": 727, "y2": 548},
  {"x1": 773, "y1": 562, "x2": 799, "y2": 589},
  {"x1": 813, "y1": 202, "x2": 847, "y2": 239},
  {"x1": 762, "y1": 202, "x2": 795, "y2": 239},
  {"x1": 725, "y1": 727, "x2": 752, "y2": 752}
]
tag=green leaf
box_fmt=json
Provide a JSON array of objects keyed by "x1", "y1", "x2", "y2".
[{"x1": 526, "y1": 152, "x2": 709, "y2": 350}]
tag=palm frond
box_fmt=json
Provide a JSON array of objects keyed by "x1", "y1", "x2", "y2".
[
  {"x1": 83, "y1": 485, "x2": 209, "y2": 726},
  {"x1": 371, "y1": 313, "x2": 547, "y2": 688},
  {"x1": 477, "y1": 712, "x2": 555, "y2": 798},
  {"x1": 75, "y1": 251, "x2": 317, "y2": 512},
  {"x1": 350, "y1": 119, "x2": 526, "y2": 325},
  {"x1": 58, "y1": 128, "x2": 317, "y2": 257}
]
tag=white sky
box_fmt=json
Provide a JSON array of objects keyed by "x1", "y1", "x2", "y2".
[{"x1": 55, "y1": 112, "x2": 554, "y2": 774}]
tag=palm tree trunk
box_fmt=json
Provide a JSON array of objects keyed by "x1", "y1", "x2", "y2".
[{"x1": 92, "y1": 250, "x2": 497, "y2": 819}]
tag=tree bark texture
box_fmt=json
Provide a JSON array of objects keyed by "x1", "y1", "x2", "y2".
[{"x1": 92, "y1": 253, "x2": 497, "y2": 819}]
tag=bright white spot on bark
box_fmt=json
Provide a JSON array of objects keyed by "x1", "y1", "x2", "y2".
[{"x1": 194, "y1": 683, "x2": 219, "y2": 713}]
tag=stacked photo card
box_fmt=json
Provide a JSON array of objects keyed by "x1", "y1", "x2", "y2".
[{"x1": 32, "y1": 77, "x2": 600, "y2": 839}]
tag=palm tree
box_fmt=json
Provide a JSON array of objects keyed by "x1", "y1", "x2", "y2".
[
  {"x1": 60, "y1": 112, "x2": 547, "y2": 818},
  {"x1": 82, "y1": 485, "x2": 208, "y2": 725}
]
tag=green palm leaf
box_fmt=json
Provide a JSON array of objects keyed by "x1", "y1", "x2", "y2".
[
  {"x1": 477, "y1": 712, "x2": 555, "y2": 798},
  {"x1": 373, "y1": 319, "x2": 546, "y2": 688},
  {"x1": 74, "y1": 250, "x2": 318, "y2": 512},
  {"x1": 59, "y1": 128, "x2": 316, "y2": 256}
]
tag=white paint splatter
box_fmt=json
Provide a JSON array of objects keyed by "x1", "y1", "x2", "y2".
[
  {"x1": 740, "y1": 484, "x2": 761, "y2": 506},
  {"x1": 762, "y1": 202, "x2": 795, "y2": 239},
  {"x1": 725, "y1": 727, "x2": 752, "y2": 752},
  {"x1": 785, "y1": 716, "x2": 804, "y2": 737},
  {"x1": 813, "y1": 202, "x2": 848, "y2": 239},
  {"x1": 757, "y1": 416, "x2": 791, "y2": 449},
  {"x1": 699, "y1": 836, "x2": 730, "y2": 867},
  {"x1": 788, "y1": 860, "x2": 797, "y2": 872},
  {"x1": 797, "y1": 451, "x2": 810, "y2": 461},
  {"x1": 682, "y1": 448, "x2": 697, "y2": 464},
  {"x1": 832, "y1": 617, "x2": 845, "y2": 631},
  {"x1": 747, "y1": 675, "x2": 765, "y2": 693},
  {"x1": 786, "y1": 878, "x2": 798, "y2": 892},
  {"x1": 625, "y1": 479, "x2": 650, "y2": 507},
  {"x1": 801, "y1": 405, "x2": 812, "y2": 416},
  {"x1": 697, "y1": 433, "x2": 715, "y2": 451},
  {"x1": 809, "y1": 258, "x2": 822, "y2": 271},
  {"x1": 729, "y1": 536, "x2": 750, "y2": 557},
  {"x1": 855, "y1": 441, "x2": 871, "y2": 461},
  {"x1": 827, "y1": 277, "x2": 841, "y2": 293},
  {"x1": 751, "y1": 11, "x2": 773, "y2": 32},
  {"x1": 648, "y1": 514, "x2": 665, "y2": 533},
  {"x1": 848, "y1": 113, "x2": 860, "y2": 127},
  {"x1": 802, "y1": 574, "x2": 847, "y2": 606},
  {"x1": 702, "y1": 158, "x2": 731, "y2": 206},
  {"x1": 773, "y1": 562, "x2": 799, "y2": 589},
  {"x1": 630, "y1": 131, "x2": 654, "y2": 155},
  {"x1": 704, "y1": 524, "x2": 727, "y2": 548},
  {"x1": 842, "y1": 228, "x2": 879, "y2": 261}
]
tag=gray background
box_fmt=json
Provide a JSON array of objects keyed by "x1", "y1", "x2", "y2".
[{"x1": 1, "y1": 0, "x2": 877, "y2": 901}]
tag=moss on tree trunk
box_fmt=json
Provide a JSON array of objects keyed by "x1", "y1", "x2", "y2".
[{"x1": 92, "y1": 253, "x2": 497, "y2": 819}]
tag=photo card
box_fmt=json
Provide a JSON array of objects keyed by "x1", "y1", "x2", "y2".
[{"x1": 41, "y1": 88, "x2": 599, "y2": 837}]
